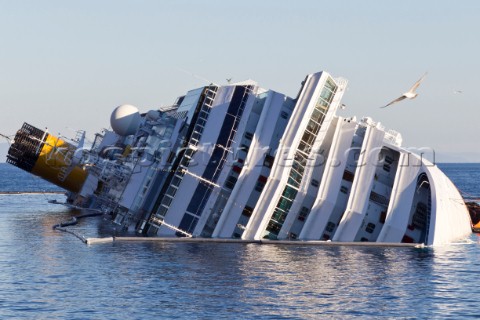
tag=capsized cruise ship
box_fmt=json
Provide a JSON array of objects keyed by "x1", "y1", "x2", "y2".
[{"x1": 6, "y1": 71, "x2": 472, "y2": 245}]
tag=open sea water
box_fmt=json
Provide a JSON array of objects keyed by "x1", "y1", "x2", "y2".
[{"x1": 1, "y1": 163, "x2": 480, "y2": 319}]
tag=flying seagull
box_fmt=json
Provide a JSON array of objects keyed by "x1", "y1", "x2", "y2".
[{"x1": 381, "y1": 72, "x2": 428, "y2": 108}]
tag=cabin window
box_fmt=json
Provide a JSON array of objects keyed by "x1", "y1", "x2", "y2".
[
  {"x1": 369, "y1": 191, "x2": 389, "y2": 206},
  {"x1": 267, "y1": 220, "x2": 282, "y2": 234},
  {"x1": 383, "y1": 164, "x2": 391, "y2": 172},
  {"x1": 385, "y1": 155, "x2": 394, "y2": 164},
  {"x1": 366, "y1": 222, "x2": 376, "y2": 233},
  {"x1": 196, "y1": 118, "x2": 206, "y2": 128},
  {"x1": 255, "y1": 181, "x2": 266, "y2": 192},
  {"x1": 166, "y1": 186, "x2": 177, "y2": 198},
  {"x1": 242, "y1": 206, "x2": 253, "y2": 217},
  {"x1": 306, "y1": 120, "x2": 320, "y2": 135},
  {"x1": 325, "y1": 221, "x2": 335, "y2": 232},
  {"x1": 301, "y1": 131, "x2": 316, "y2": 147},
  {"x1": 311, "y1": 179, "x2": 320, "y2": 187},
  {"x1": 264, "y1": 154, "x2": 275, "y2": 168},
  {"x1": 198, "y1": 111, "x2": 209, "y2": 120},
  {"x1": 240, "y1": 144, "x2": 250, "y2": 153},
  {"x1": 244, "y1": 132, "x2": 254, "y2": 140},
  {"x1": 181, "y1": 157, "x2": 191, "y2": 167},
  {"x1": 379, "y1": 211, "x2": 387, "y2": 223},
  {"x1": 297, "y1": 206, "x2": 310, "y2": 222},
  {"x1": 340, "y1": 186, "x2": 348, "y2": 194},
  {"x1": 232, "y1": 165, "x2": 242, "y2": 174},
  {"x1": 311, "y1": 109, "x2": 324, "y2": 123},
  {"x1": 225, "y1": 176, "x2": 238, "y2": 190},
  {"x1": 412, "y1": 202, "x2": 428, "y2": 229},
  {"x1": 326, "y1": 221, "x2": 335, "y2": 232},
  {"x1": 342, "y1": 170, "x2": 354, "y2": 182},
  {"x1": 162, "y1": 196, "x2": 173, "y2": 207},
  {"x1": 280, "y1": 111, "x2": 289, "y2": 119},
  {"x1": 191, "y1": 132, "x2": 202, "y2": 141}
]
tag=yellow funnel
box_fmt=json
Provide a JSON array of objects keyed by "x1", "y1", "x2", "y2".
[{"x1": 7, "y1": 123, "x2": 87, "y2": 193}]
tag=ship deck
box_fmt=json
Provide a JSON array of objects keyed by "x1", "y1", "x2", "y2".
[{"x1": 85, "y1": 236, "x2": 425, "y2": 247}]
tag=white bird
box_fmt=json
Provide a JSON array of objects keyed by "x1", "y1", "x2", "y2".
[
  {"x1": 381, "y1": 72, "x2": 428, "y2": 108},
  {"x1": 454, "y1": 90, "x2": 463, "y2": 94}
]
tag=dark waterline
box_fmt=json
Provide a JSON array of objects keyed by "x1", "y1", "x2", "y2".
[{"x1": 0, "y1": 163, "x2": 479, "y2": 319}]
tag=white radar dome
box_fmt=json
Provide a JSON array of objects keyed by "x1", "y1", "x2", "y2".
[{"x1": 110, "y1": 104, "x2": 141, "y2": 136}]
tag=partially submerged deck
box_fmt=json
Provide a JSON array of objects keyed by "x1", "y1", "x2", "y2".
[{"x1": 85, "y1": 236, "x2": 425, "y2": 248}]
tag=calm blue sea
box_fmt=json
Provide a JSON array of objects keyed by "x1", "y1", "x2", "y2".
[{"x1": 1, "y1": 163, "x2": 480, "y2": 319}]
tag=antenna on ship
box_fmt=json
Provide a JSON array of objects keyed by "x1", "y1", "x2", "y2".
[
  {"x1": 175, "y1": 66, "x2": 220, "y2": 87},
  {"x1": 0, "y1": 132, "x2": 14, "y2": 145}
]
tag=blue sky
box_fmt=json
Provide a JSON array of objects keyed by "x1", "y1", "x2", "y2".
[{"x1": 1, "y1": 0, "x2": 479, "y2": 162}]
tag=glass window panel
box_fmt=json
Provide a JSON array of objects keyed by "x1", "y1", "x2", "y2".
[
  {"x1": 254, "y1": 181, "x2": 265, "y2": 192},
  {"x1": 298, "y1": 141, "x2": 311, "y2": 155},
  {"x1": 311, "y1": 109, "x2": 324, "y2": 123},
  {"x1": 263, "y1": 154, "x2": 274, "y2": 168},
  {"x1": 171, "y1": 176, "x2": 182, "y2": 187},
  {"x1": 198, "y1": 111, "x2": 209, "y2": 119},
  {"x1": 185, "y1": 149, "x2": 195, "y2": 157},
  {"x1": 294, "y1": 152, "x2": 307, "y2": 166},
  {"x1": 320, "y1": 88, "x2": 333, "y2": 102},
  {"x1": 266, "y1": 220, "x2": 282, "y2": 235},
  {"x1": 298, "y1": 206, "x2": 310, "y2": 221},
  {"x1": 289, "y1": 169, "x2": 303, "y2": 185},
  {"x1": 326, "y1": 221, "x2": 335, "y2": 232},
  {"x1": 166, "y1": 186, "x2": 177, "y2": 197},
  {"x1": 244, "y1": 132, "x2": 254, "y2": 140},
  {"x1": 287, "y1": 177, "x2": 300, "y2": 188},
  {"x1": 277, "y1": 196, "x2": 293, "y2": 211},
  {"x1": 162, "y1": 196, "x2": 172, "y2": 207},
  {"x1": 157, "y1": 206, "x2": 168, "y2": 217},
  {"x1": 292, "y1": 161, "x2": 305, "y2": 175},
  {"x1": 282, "y1": 185, "x2": 298, "y2": 199},
  {"x1": 272, "y1": 208, "x2": 287, "y2": 223},
  {"x1": 307, "y1": 120, "x2": 320, "y2": 135},
  {"x1": 325, "y1": 78, "x2": 337, "y2": 92},
  {"x1": 315, "y1": 100, "x2": 329, "y2": 112},
  {"x1": 301, "y1": 131, "x2": 316, "y2": 146},
  {"x1": 196, "y1": 118, "x2": 206, "y2": 127},
  {"x1": 225, "y1": 175, "x2": 238, "y2": 190},
  {"x1": 242, "y1": 206, "x2": 253, "y2": 217},
  {"x1": 191, "y1": 132, "x2": 201, "y2": 141}
]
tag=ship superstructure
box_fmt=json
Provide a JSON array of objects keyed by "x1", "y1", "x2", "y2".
[{"x1": 6, "y1": 71, "x2": 472, "y2": 245}]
